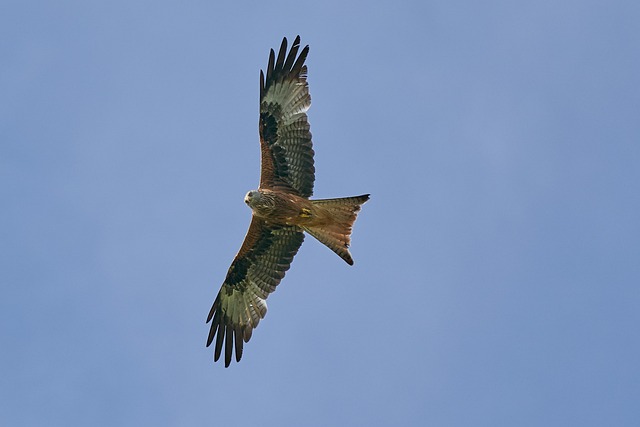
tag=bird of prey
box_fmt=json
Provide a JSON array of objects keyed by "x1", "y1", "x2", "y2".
[{"x1": 206, "y1": 36, "x2": 369, "y2": 367}]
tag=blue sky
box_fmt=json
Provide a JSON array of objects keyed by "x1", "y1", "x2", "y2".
[{"x1": 2, "y1": 1, "x2": 639, "y2": 425}]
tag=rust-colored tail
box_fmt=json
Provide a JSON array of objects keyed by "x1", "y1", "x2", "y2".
[{"x1": 302, "y1": 194, "x2": 370, "y2": 265}]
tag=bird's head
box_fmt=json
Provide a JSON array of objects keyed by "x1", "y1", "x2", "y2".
[
  {"x1": 244, "y1": 190, "x2": 261, "y2": 208},
  {"x1": 244, "y1": 190, "x2": 276, "y2": 216}
]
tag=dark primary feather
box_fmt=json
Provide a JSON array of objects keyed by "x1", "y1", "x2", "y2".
[
  {"x1": 259, "y1": 36, "x2": 315, "y2": 197},
  {"x1": 206, "y1": 218, "x2": 304, "y2": 367}
]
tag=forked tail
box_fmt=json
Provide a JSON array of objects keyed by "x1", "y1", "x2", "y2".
[{"x1": 301, "y1": 194, "x2": 370, "y2": 265}]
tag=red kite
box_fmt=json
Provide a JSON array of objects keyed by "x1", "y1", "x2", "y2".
[{"x1": 207, "y1": 36, "x2": 369, "y2": 367}]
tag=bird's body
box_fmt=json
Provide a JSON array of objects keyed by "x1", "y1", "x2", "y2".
[
  {"x1": 244, "y1": 189, "x2": 311, "y2": 224},
  {"x1": 207, "y1": 36, "x2": 369, "y2": 367}
]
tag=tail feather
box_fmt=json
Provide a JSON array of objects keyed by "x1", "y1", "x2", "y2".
[{"x1": 302, "y1": 194, "x2": 369, "y2": 265}]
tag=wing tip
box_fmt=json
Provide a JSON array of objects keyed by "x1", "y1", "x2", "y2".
[
  {"x1": 207, "y1": 296, "x2": 250, "y2": 367},
  {"x1": 261, "y1": 36, "x2": 310, "y2": 96}
]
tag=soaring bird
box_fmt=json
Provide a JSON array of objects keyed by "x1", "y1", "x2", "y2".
[{"x1": 207, "y1": 36, "x2": 369, "y2": 367}]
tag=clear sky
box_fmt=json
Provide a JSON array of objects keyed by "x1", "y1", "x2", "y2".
[{"x1": 2, "y1": 1, "x2": 639, "y2": 426}]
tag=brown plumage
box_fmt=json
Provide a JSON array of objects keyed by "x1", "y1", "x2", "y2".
[{"x1": 206, "y1": 36, "x2": 369, "y2": 367}]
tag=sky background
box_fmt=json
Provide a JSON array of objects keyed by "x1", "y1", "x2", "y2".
[{"x1": 2, "y1": 1, "x2": 639, "y2": 426}]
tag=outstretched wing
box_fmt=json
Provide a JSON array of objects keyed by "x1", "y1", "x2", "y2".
[
  {"x1": 206, "y1": 217, "x2": 304, "y2": 367},
  {"x1": 259, "y1": 36, "x2": 315, "y2": 198}
]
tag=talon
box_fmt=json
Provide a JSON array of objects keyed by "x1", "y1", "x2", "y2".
[{"x1": 299, "y1": 208, "x2": 312, "y2": 218}]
